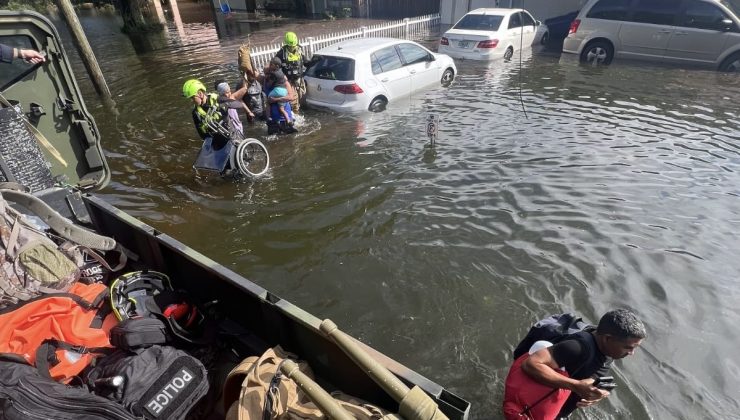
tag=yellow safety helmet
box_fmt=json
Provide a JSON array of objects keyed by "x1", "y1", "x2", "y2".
[
  {"x1": 182, "y1": 79, "x2": 206, "y2": 98},
  {"x1": 284, "y1": 31, "x2": 298, "y2": 47}
]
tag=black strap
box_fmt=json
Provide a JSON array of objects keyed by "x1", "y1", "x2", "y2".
[
  {"x1": 35, "y1": 339, "x2": 112, "y2": 379},
  {"x1": 0, "y1": 290, "x2": 103, "y2": 315},
  {"x1": 263, "y1": 361, "x2": 288, "y2": 420}
]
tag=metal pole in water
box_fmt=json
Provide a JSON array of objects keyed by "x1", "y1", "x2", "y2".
[{"x1": 56, "y1": 0, "x2": 112, "y2": 100}]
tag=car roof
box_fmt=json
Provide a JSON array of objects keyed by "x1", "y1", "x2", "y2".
[
  {"x1": 314, "y1": 37, "x2": 417, "y2": 58},
  {"x1": 466, "y1": 8, "x2": 522, "y2": 16}
]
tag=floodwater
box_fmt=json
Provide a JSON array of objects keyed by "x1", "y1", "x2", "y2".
[{"x1": 51, "y1": 5, "x2": 740, "y2": 420}]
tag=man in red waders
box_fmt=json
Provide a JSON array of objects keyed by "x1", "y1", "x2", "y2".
[{"x1": 503, "y1": 309, "x2": 647, "y2": 420}]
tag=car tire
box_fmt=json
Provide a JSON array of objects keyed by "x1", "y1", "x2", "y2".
[
  {"x1": 503, "y1": 47, "x2": 514, "y2": 61},
  {"x1": 580, "y1": 40, "x2": 614, "y2": 66},
  {"x1": 719, "y1": 52, "x2": 740, "y2": 72},
  {"x1": 441, "y1": 68, "x2": 454, "y2": 87},
  {"x1": 540, "y1": 31, "x2": 549, "y2": 45},
  {"x1": 368, "y1": 97, "x2": 387, "y2": 112}
]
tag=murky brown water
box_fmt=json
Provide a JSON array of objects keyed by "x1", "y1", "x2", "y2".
[{"x1": 46, "y1": 5, "x2": 740, "y2": 419}]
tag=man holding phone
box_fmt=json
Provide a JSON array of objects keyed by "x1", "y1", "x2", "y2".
[{"x1": 520, "y1": 309, "x2": 647, "y2": 418}]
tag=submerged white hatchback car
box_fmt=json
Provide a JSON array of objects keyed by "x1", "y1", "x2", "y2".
[
  {"x1": 303, "y1": 37, "x2": 456, "y2": 113},
  {"x1": 439, "y1": 8, "x2": 549, "y2": 60}
]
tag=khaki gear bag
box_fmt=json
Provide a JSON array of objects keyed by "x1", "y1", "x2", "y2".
[
  {"x1": 0, "y1": 189, "x2": 122, "y2": 308},
  {"x1": 1, "y1": 192, "x2": 78, "y2": 306},
  {"x1": 223, "y1": 346, "x2": 392, "y2": 419},
  {"x1": 238, "y1": 44, "x2": 255, "y2": 77}
]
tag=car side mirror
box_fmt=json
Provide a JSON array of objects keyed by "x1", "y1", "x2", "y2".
[
  {"x1": 721, "y1": 19, "x2": 734, "y2": 31},
  {"x1": 536, "y1": 20, "x2": 541, "y2": 26},
  {"x1": 427, "y1": 54, "x2": 436, "y2": 62}
]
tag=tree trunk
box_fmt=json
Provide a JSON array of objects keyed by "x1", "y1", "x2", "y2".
[{"x1": 119, "y1": 0, "x2": 163, "y2": 33}]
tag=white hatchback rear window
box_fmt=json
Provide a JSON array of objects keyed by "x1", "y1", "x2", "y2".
[{"x1": 305, "y1": 55, "x2": 355, "y2": 81}]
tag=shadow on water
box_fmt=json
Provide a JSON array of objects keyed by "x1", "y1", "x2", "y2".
[
  {"x1": 51, "y1": 6, "x2": 740, "y2": 419},
  {"x1": 127, "y1": 30, "x2": 169, "y2": 53}
]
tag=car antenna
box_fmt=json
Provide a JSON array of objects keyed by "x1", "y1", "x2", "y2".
[{"x1": 518, "y1": 5, "x2": 529, "y2": 119}]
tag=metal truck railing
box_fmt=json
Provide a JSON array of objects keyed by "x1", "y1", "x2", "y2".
[{"x1": 248, "y1": 13, "x2": 440, "y2": 70}]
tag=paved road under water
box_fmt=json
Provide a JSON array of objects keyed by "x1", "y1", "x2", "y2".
[{"x1": 50, "y1": 6, "x2": 740, "y2": 419}]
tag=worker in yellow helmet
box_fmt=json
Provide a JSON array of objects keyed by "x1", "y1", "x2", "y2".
[
  {"x1": 273, "y1": 31, "x2": 306, "y2": 112},
  {"x1": 182, "y1": 79, "x2": 245, "y2": 149}
]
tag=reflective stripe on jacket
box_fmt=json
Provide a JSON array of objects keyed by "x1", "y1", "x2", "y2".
[{"x1": 191, "y1": 93, "x2": 223, "y2": 139}]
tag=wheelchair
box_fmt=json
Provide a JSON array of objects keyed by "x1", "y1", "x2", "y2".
[{"x1": 192, "y1": 108, "x2": 269, "y2": 178}]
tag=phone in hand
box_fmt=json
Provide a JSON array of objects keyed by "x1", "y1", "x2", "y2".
[{"x1": 594, "y1": 376, "x2": 617, "y2": 390}]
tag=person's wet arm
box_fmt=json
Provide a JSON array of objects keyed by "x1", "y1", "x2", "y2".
[
  {"x1": 285, "y1": 81, "x2": 296, "y2": 101},
  {"x1": 231, "y1": 85, "x2": 248, "y2": 101},
  {"x1": 522, "y1": 343, "x2": 607, "y2": 402}
]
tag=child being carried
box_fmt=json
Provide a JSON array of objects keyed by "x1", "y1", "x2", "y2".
[{"x1": 268, "y1": 73, "x2": 292, "y2": 125}]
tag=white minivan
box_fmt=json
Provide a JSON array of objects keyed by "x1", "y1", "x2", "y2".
[
  {"x1": 303, "y1": 38, "x2": 456, "y2": 113},
  {"x1": 562, "y1": 0, "x2": 740, "y2": 71}
]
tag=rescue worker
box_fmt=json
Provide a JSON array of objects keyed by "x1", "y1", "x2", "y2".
[
  {"x1": 273, "y1": 31, "x2": 306, "y2": 112},
  {"x1": 182, "y1": 79, "x2": 241, "y2": 149},
  {"x1": 503, "y1": 309, "x2": 646, "y2": 420}
]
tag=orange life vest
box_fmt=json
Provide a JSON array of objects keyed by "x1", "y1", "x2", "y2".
[
  {"x1": 0, "y1": 282, "x2": 117, "y2": 383},
  {"x1": 503, "y1": 353, "x2": 572, "y2": 420}
]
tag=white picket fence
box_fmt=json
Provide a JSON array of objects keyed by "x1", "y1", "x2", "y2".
[{"x1": 248, "y1": 13, "x2": 441, "y2": 70}]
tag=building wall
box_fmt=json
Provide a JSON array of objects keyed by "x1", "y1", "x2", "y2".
[
  {"x1": 440, "y1": 0, "x2": 586, "y2": 26},
  {"x1": 368, "y1": 0, "x2": 439, "y2": 19}
]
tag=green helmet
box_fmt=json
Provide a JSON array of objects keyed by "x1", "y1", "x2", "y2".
[
  {"x1": 284, "y1": 31, "x2": 298, "y2": 47},
  {"x1": 182, "y1": 79, "x2": 206, "y2": 98}
]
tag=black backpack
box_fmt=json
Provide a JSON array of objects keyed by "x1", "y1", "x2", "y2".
[
  {"x1": 83, "y1": 345, "x2": 209, "y2": 420},
  {"x1": 513, "y1": 313, "x2": 594, "y2": 359},
  {"x1": 0, "y1": 358, "x2": 136, "y2": 420}
]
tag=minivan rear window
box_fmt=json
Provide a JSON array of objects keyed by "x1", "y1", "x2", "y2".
[
  {"x1": 305, "y1": 55, "x2": 355, "y2": 81},
  {"x1": 586, "y1": 0, "x2": 631, "y2": 21},
  {"x1": 453, "y1": 14, "x2": 504, "y2": 31}
]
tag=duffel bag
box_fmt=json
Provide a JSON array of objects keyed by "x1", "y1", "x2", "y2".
[
  {"x1": 84, "y1": 345, "x2": 209, "y2": 420},
  {"x1": 223, "y1": 345, "x2": 391, "y2": 420},
  {"x1": 0, "y1": 358, "x2": 136, "y2": 420}
]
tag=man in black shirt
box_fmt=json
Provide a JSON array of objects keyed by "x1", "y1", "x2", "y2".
[{"x1": 521, "y1": 309, "x2": 647, "y2": 418}]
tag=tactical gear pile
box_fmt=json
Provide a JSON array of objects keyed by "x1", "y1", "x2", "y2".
[
  {"x1": 0, "y1": 191, "x2": 209, "y2": 419},
  {"x1": 1, "y1": 189, "x2": 404, "y2": 420}
]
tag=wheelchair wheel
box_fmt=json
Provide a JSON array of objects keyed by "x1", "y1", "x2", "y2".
[{"x1": 231, "y1": 138, "x2": 269, "y2": 177}]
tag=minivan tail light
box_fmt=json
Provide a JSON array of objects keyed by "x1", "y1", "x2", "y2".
[
  {"x1": 477, "y1": 39, "x2": 499, "y2": 49},
  {"x1": 440, "y1": 37, "x2": 449, "y2": 46},
  {"x1": 569, "y1": 19, "x2": 581, "y2": 35},
  {"x1": 334, "y1": 84, "x2": 364, "y2": 94}
]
